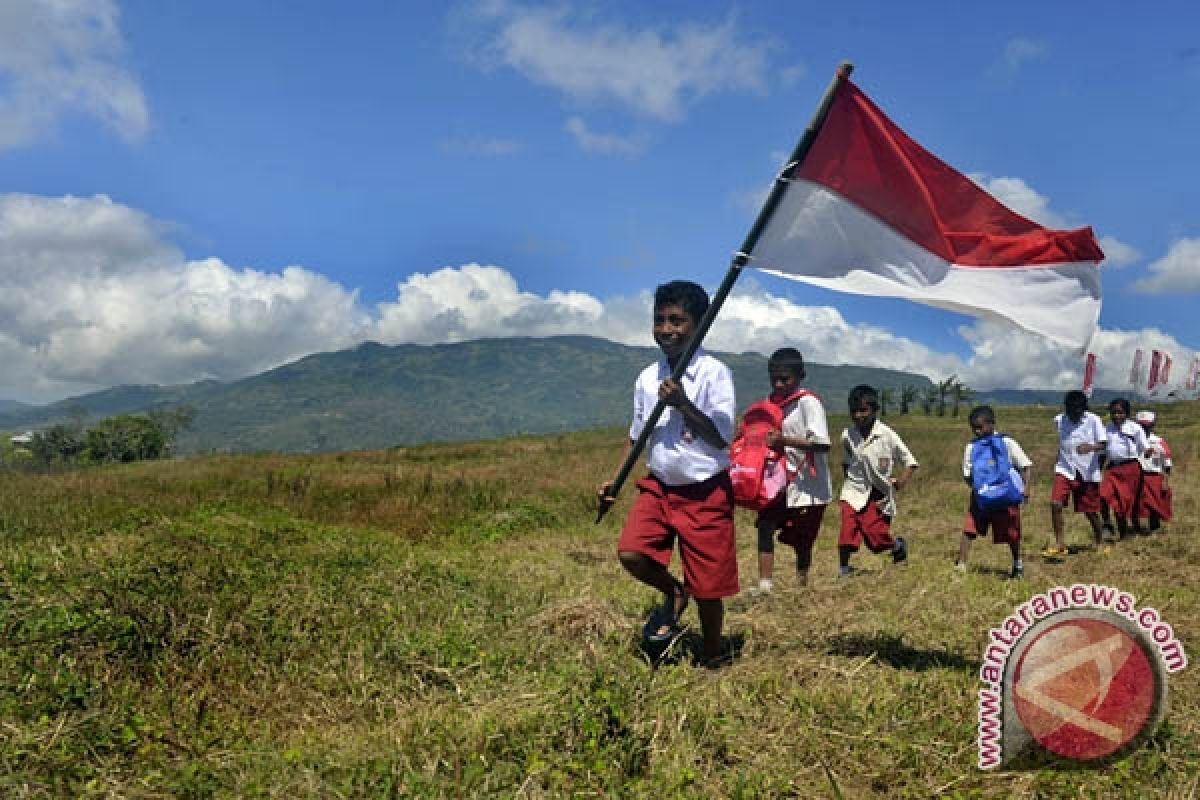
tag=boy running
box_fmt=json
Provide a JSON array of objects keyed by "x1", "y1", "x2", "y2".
[
  {"x1": 598, "y1": 280, "x2": 737, "y2": 666},
  {"x1": 1044, "y1": 390, "x2": 1108, "y2": 559},
  {"x1": 837, "y1": 384, "x2": 918, "y2": 577},
  {"x1": 955, "y1": 405, "x2": 1033, "y2": 579},
  {"x1": 753, "y1": 348, "x2": 832, "y2": 592}
]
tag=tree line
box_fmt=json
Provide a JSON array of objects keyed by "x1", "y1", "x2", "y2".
[
  {"x1": 878, "y1": 376, "x2": 974, "y2": 417},
  {"x1": 4, "y1": 407, "x2": 195, "y2": 466}
]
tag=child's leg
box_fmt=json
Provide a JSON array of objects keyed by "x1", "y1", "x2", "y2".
[
  {"x1": 696, "y1": 598, "x2": 724, "y2": 659},
  {"x1": 838, "y1": 545, "x2": 853, "y2": 571},
  {"x1": 1050, "y1": 502, "x2": 1067, "y2": 547},
  {"x1": 956, "y1": 533, "x2": 972, "y2": 567},
  {"x1": 756, "y1": 519, "x2": 775, "y2": 586},
  {"x1": 1087, "y1": 510, "x2": 1107, "y2": 542}
]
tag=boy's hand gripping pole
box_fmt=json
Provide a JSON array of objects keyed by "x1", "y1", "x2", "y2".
[{"x1": 595, "y1": 60, "x2": 853, "y2": 525}]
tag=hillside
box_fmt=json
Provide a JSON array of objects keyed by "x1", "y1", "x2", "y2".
[
  {"x1": 0, "y1": 336, "x2": 933, "y2": 453},
  {"x1": 2, "y1": 401, "x2": 1196, "y2": 796}
]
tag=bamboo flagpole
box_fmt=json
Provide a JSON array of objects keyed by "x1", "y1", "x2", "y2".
[{"x1": 596, "y1": 61, "x2": 854, "y2": 523}]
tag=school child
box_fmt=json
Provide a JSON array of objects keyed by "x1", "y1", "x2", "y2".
[
  {"x1": 955, "y1": 405, "x2": 1033, "y2": 579},
  {"x1": 1098, "y1": 397, "x2": 1151, "y2": 540},
  {"x1": 837, "y1": 384, "x2": 918, "y2": 576},
  {"x1": 597, "y1": 280, "x2": 737, "y2": 666},
  {"x1": 752, "y1": 348, "x2": 832, "y2": 592},
  {"x1": 1043, "y1": 390, "x2": 1107, "y2": 559},
  {"x1": 1133, "y1": 410, "x2": 1173, "y2": 532}
]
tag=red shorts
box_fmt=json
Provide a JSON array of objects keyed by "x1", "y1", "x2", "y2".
[
  {"x1": 1050, "y1": 473, "x2": 1101, "y2": 514},
  {"x1": 963, "y1": 496, "x2": 1021, "y2": 544},
  {"x1": 1137, "y1": 473, "x2": 1173, "y2": 521},
  {"x1": 757, "y1": 499, "x2": 826, "y2": 552},
  {"x1": 1100, "y1": 460, "x2": 1141, "y2": 517},
  {"x1": 838, "y1": 497, "x2": 894, "y2": 553},
  {"x1": 617, "y1": 473, "x2": 738, "y2": 599}
]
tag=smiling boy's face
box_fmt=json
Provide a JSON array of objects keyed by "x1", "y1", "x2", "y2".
[{"x1": 653, "y1": 302, "x2": 695, "y2": 363}]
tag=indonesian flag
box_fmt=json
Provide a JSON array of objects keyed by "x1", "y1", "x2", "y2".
[
  {"x1": 751, "y1": 78, "x2": 1104, "y2": 352},
  {"x1": 1187, "y1": 357, "x2": 1199, "y2": 390},
  {"x1": 1161, "y1": 353, "x2": 1173, "y2": 385},
  {"x1": 1082, "y1": 352, "x2": 1097, "y2": 397},
  {"x1": 1148, "y1": 350, "x2": 1163, "y2": 389},
  {"x1": 1129, "y1": 349, "x2": 1144, "y2": 386}
]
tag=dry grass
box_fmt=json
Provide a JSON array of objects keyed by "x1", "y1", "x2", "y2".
[{"x1": 0, "y1": 404, "x2": 1197, "y2": 797}]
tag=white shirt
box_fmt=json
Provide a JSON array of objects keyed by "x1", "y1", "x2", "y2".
[
  {"x1": 630, "y1": 348, "x2": 735, "y2": 486},
  {"x1": 962, "y1": 435, "x2": 1033, "y2": 478},
  {"x1": 1139, "y1": 432, "x2": 1172, "y2": 474},
  {"x1": 1054, "y1": 411, "x2": 1106, "y2": 482},
  {"x1": 1105, "y1": 419, "x2": 1148, "y2": 463},
  {"x1": 839, "y1": 419, "x2": 918, "y2": 516},
  {"x1": 782, "y1": 393, "x2": 833, "y2": 506}
]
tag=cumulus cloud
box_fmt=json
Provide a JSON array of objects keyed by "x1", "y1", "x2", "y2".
[
  {"x1": 2, "y1": 192, "x2": 1192, "y2": 403},
  {"x1": 465, "y1": 1, "x2": 769, "y2": 122},
  {"x1": 1131, "y1": 238, "x2": 1200, "y2": 294},
  {"x1": 0, "y1": 0, "x2": 148, "y2": 150},
  {"x1": 0, "y1": 194, "x2": 366, "y2": 401}
]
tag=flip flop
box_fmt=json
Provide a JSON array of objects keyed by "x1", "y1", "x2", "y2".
[{"x1": 642, "y1": 582, "x2": 689, "y2": 644}]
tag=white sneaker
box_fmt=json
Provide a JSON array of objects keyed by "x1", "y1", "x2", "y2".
[
  {"x1": 754, "y1": 578, "x2": 774, "y2": 595},
  {"x1": 953, "y1": 562, "x2": 967, "y2": 573}
]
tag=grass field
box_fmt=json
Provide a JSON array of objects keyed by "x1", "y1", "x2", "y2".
[{"x1": 2, "y1": 401, "x2": 1197, "y2": 798}]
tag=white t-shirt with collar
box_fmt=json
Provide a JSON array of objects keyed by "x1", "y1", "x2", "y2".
[
  {"x1": 839, "y1": 419, "x2": 918, "y2": 517},
  {"x1": 1054, "y1": 411, "x2": 1106, "y2": 482},
  {"x1": 782, "y1": 393, "x2": 833, "y2": 506},
  {"x1": 629, "y1": 348, "x2": 735, "y2": 487},
  {"x1": 1105, "y1": 419, "x2": 1148, "y2": 463}
]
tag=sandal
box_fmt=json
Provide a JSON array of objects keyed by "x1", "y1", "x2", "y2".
[{"x1": 643, "y1": 581, "x2": 689, "y2": 644}]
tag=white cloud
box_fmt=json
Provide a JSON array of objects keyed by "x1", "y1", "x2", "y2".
[
  {"x1": 0, "y1": 0, "x2": 148, "y2": 150},
  {"x1": 1097, "y1": 235, "x2": 1140, "y2": 268},
  {"x1": 2, "y1": 192, "x2": 1192, "y2": 404},
  {"x1": 564, "y1": 116, "x2": 645, "y2": 155},
  {"x1": 0, "y1": 194, "x2": 366, "y2": 401},
  {"x1": 1131, "y1": 238, "x2": 1200, "y2": 294},
  {"x1": 467, "y1": 2, "x2": 769, "y2": 121},
  {"x1": 996, "y1": 37, "x2": 1048, "y2": 75}
]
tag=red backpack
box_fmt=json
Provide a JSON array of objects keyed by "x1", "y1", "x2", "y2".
[{"x1": 729, "y1": 389, "x2": 812, "y2": 511}]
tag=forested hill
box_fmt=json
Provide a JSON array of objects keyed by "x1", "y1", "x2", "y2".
[{"x1": 1, "y1": 336, "x2": 934, "y2": 453}]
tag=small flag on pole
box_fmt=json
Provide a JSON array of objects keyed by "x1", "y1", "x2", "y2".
[
  {"x1": 1187, "y1": 357, "x2": 1199, "y2": 390},
  {"x1": 1129, "y1": 349, "x2": 1144, "y2": 386},
  {"x1": 1082, "y1": 352, "x2": 1097, "y2": 397},
  {"x1": 750, "y1": 79, "x2": 1104, "y2": 352},
  {"x1": 1161, "y1": 353, "x2": 1173, "y2": 385},
  {"x1": 1148, "y1": 350, "x2": 1163, "y2": 390}
]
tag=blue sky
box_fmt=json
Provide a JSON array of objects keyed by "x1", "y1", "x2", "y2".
[{"x1": 2, "y1": 0, "x2": 1199, "y2": 404}]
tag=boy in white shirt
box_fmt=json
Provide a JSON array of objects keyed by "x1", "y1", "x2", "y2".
[
  {"x1": 1043, "y1": 390, "x2": 1107, "y2": 559},
  {"x1": 753, "y1": 348, "x2": 832, "y2": 591},
  {"x1": 837, "y1": 385, "x2": 918, "y2": 577},
  {"x1": 598, "y1": 281, "x2": 737, "y2": 666},
  {"x1": 955, "y1": 406, "x2": 1033, "y2": 579}
]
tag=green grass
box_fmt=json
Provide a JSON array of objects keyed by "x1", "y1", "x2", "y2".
[{"x1": 1, "y1": 407, "x2": 1197, "y2": 798}]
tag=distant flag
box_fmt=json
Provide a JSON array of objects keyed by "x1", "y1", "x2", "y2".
[
  {"x1": 1082, "y1": 352, "x2": 1097, "y2": 397},
  {"x1": 1187, "y1": 357, "x2": 1199, "y2": 390},
  {"x1": 751, "y1": 78, "x2": 1104, "y2": 352},
  {"x1": 1129, "y1": 349, "x2": 1144, "y2": 386},
  {"x1": 1161, "y1": 353, "x2": 1173, "y2": 385},
  {"x1": 1148, "y1": 350, "x2": 1163, "y2": 390}
]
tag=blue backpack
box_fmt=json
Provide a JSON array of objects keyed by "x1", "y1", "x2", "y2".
[{"x1": 970, "y1": 434, "x2": 1025, "y2": 512}]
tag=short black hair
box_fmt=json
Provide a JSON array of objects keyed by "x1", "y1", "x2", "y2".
[
  {"x1": 768, "y1": 347, "x2": 806, "y2": 380},
  {"x1": 1063, "y1": 389, "x2": 1089, "y2": 413},
  {"x1": 653, "y1": 280, "x2": 710, "y2": 323},
  {"x1": 848, "y1": 384, "x2": 879, "y2": 412},
  {"x1": 968, "y1": 405, "x2": 996, "y2": 426},
  {"x1": 1108, "y1": 397, "x2": 1131, "y2": 415}
]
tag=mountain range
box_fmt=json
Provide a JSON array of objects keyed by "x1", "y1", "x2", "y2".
[{"x1": 1, "y1": 336, "x2": 936, "y2": 454}]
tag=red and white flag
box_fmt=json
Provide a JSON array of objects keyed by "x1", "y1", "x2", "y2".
[
  {"x1": 1129, "y1": 349, "x2": 1144, "y2": 386},
  {"x1": 1161, "y1": 353, "x2": 1173, "y2": 385},
  {"x1": 1082, "y1": 352, "x2": 1097, "y2": 397},
  {"x1": 1148, "y1": 350, "x2": 1163, "y2": 390},
  {"x1": 751, "y1": 78, "x2": 1104, "y2": 352},
  {"x1": 1187, "y1": 357, "x2": 1199, "y2": 390}
]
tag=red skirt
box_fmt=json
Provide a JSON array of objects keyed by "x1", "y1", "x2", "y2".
[
  {"x1": 1099, "y1": 460, "x2": 1141, "y2": 517},
  {"x1": 1136, "y1": 472, "x2": 1173, "y2": 521}
]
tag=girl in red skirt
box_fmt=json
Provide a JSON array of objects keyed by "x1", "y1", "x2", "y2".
[
  {"x1": 1099, "y1": 398, "x2": 1150, "y2": 539},
  {"x1": 1134, "y1": 410, "x2": 1173, "y2": 533}
]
